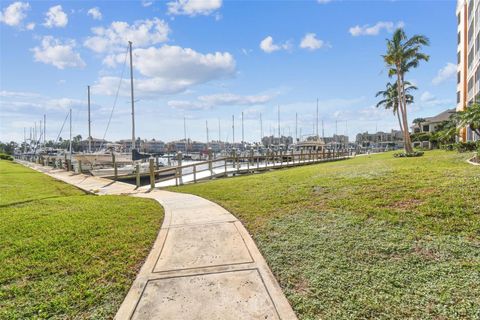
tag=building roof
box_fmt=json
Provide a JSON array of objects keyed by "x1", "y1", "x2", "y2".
[{"x1": 424, "y1": 108, "x2": 456, "y2": 123}]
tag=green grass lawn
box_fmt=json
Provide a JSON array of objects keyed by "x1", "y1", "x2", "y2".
[
  {"x1": 172, "y1": 150, "x2": 480, "y2": 319},
  {"x1": 0, "y1": 160, "x2": 164, "y2": 319}
]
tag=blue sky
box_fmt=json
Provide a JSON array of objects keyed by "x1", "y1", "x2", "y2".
[{"x1": 0, "y1": 0, "x2": 457, "y2": 143}]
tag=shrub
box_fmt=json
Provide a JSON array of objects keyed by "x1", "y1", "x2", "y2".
[
  {"x1": 394, "y1": 151, "x2": 424, "y2": 158},
  {"x1": 455, "y1": 141, "x2": 480, "y2": 152},
  {"x1": 0, "y1": 153, "x2": 14, "y2": 161},
  {"x1": 441, "y1": 144, "x2": 456, "y2": 151}
]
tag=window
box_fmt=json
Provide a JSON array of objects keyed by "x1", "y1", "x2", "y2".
[
  {"x1": 457, "y1": 91, "x2": 461, "y2": 103},
  {"x1": 458, "y1": 51, "x2": 461, "y2": 64},
  {"x1": 458, "y1": 13, "x2": 461, "y2": 25},
  {"x1": 468, "y1": 20, "x2": 474, "y2": 44},
  {"x1": 476, "y1": 31, "x2": 480, "y2": 55},
  {"x1": 468, "y1": 0, "x2": 474, "y2": 18},
  {"x1": 423, "y1": 125, "x2": 430, "y2": 132},
  {"x1": 458, "y1": 31, "x2": 462, "y2": 45},
  {"x1": 468, "y1": 77, "x2": 474, "y2": 92},
  {"x1": 458, "y1": 71, "x2": 461, "y2": 84},
  {"x1": 468, "y1": 47, "x2": 474, "y2": 69}
]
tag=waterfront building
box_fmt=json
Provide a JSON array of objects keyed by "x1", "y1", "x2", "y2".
[
  {"x1": 456, "y1": 0, "x2": 480, "y2": 141},
  {"x1": 355, "y1": 130, "x2": 404, "y2": 150}
]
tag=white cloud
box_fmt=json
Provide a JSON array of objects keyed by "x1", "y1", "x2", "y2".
[
  {"x1": 420, "y1": 91, "x2": 435, "y2": 102},
  {"x1": 87, "y1": 7, "x2": 102, "y2": 20},
  {"x1": 300, "y1": 33, "x2": 327, "y2": 51},
  {"x1": 0, "y1": 1, "x2": 30, "y2": 26},
  {"x1": 349, "y1": 21, "x2": 404, "y2": 36},
  {"x1": 25, "y1": 21, "x2": 34, "y2": 30},
  {"x1": 31, "y1": 36, "x2": 86, "y2": 69},
  {"x1": 259, "y1": 36, "x2": 291, "y2": 53},
  {"x1": 417, "y1": 91, "x2": 453, "y2": 108},
  {"x1": 93, "y1": 45, "x2": 235, "y2": 96},
  {"x1": 168, "y1": 92, "x2": 273, "y2": 110},
  {"x1": 0, "y1": 90, "x2": 83, "y2": 111},
  {"x1": 167, "y1": 0, "x2": 222, "y2": 16},
  {"x1": 84, "y1": 18, "x2": 170, "y2": 53},
  {"x1": 317, "y1": 0, "x2": 332, "y2": 3},
  {"x1": 43, "y1": 5, "x2": 68, "y2": 28},
  {"x1": 141, "y1": 0, "x2": 154, "y2": 7},
  {"x1": 432, "y1": 62, "x2": 456, "y2": 85}
]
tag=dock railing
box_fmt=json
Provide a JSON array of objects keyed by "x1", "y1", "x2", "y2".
[{"x1": 15, "y1": 148, "x2": 352, "y2": 188}]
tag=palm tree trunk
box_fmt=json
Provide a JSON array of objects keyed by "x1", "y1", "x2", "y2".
[
  {"x1": 396, "y1": 110, "x2": 404, "y2": 134},
  {"x1": 400, "y1": 74, "x2": 414, "y2": 153},
  {"x1": 396, "y1": 72, "x2": 413, "y2": 153},
  {"x1": 395, "y1": 74, "x2": 409, "y2": 152}
]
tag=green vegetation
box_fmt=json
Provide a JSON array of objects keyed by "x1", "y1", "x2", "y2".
[
  {"x1": 0, "y1": 160, "x2": 163, "y2": 319},
  {"x1": 172, "y1": 151, "x2": 480, "y2": 319},
  {"x1": 382, "y1": 28, "x2": 430, "y2": 153},
  {"x1": 0, "y1": 153, "x2": 13, "y2": 161}
]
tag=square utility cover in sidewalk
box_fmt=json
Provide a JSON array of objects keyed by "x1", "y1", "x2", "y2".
[
  {"x1": 154, "y1": 222, "x2": 253, "y2": 272},
  {"x1": 131, "y1": 269, "x2": 279, "y2": 320}
]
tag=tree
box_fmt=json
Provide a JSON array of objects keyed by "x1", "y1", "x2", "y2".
[
  {"x1": 383, "y1": 28, "x2": 430, "y2": 153},
  {"x1": 0, "y1": 141, "x2": 18, "y2": 155},
  {"x1": 456, "y1": 103, "x2": 480, "y2": 137},
  {"x1": 375, "y1": 81, "x2": 416, "y2": 137},
  {"x1": 412, "y1": 118, "x2": 426, "y2": 132}
]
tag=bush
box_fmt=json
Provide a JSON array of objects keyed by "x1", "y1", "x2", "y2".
[
  {"x1": 455, "y1": 141, "x2": 480, "y2": 152},
  {"x1": 394, "y1": 151, "x2": 424, "y2": 158},
  {"x1": 441, "y1": 144, "x2": 456, "y2": 151},
  {"x1": 0, "y1": 153, "x2": 14, "y2": 161}
]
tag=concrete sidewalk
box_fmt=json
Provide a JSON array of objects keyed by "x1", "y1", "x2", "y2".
[{"x1": 19, "y1": 161, "x2": 297, "y2": 320}]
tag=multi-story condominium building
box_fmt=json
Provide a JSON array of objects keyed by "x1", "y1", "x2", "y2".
[
  {"x1": 355, "y1": 130, "x2": 404, "y2": 149},
  {"x1": 79, "y1": 138, "x2": 108, "y2": 152},
  {"x1": 457, "y1": 0, "x2": 480, "y2": 141},
  {"x1": 141, "y1": 139, "x2": 165, "y2": 154},
  {"x1": 411, "y1": 109, "x2": 456, "y2": 134}
]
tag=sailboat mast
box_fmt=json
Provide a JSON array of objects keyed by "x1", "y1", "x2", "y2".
[
  {"x1": 295, "y1": 112, "x2": 298, "y2": 142},
  {"x1": 183, "y1": 116, "x2": 187, "y2": 142},
  {"x1": 218, "y1": 118, "x2": 221, "y2": 142},
  {"x1": 322, "y1": 120, "x2": 325, "y2": 139},
  {"x1": 129, "y1": 41, "x2": 135, "y2": 151},
  {"x1": 43, "y1": 114, "x2": 46, "y2": 146},
  {"x1": 277, "y1": 105, "x2": 280, "y2": 138},
  {"x1": 69, "y1": 108, "x2": 72, "y2": 156},
  {"x1": 232, "y1": 115, "x2": 235, "y2": 144},
  {"x1": 260, "y1": 113, "x2": 263, "y2": 142},
  {"x1": 316, "y1": 98, "x2": 319, "y2": 137},
  {"x1": 241, "y1": 111, "x2": 244, "y2": 143},
  {"x1": 87, "y1": 85, "x2": 91, "y2": 153},
  {"x1": 206, "y1": 120, "x2": 209, "y2": 145}
]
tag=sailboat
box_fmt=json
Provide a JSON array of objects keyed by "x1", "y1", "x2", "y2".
[{"x1": 76, "y1": 41, "x2": 149, "y2": 166}]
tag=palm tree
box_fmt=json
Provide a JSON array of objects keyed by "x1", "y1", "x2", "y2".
[
  {"x1": 412, "y1": 118, "x2": 426, "y2": 132},
  {"x1": 383, "y1": 28, "x2": 430, "y2": 153},
  {"x1": 375, "y1": 81, "x2": 416, "y2": 138},
  {"x1": 457, "y1": 103, "x2": 480, "y2": 137}
]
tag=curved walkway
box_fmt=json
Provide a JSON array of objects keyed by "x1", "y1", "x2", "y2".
[{"x1": 18, "y1": 161, "x2": 297, "y2": 320}]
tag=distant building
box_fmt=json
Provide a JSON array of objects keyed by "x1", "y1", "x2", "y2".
[
  {"x1": 117, "y1": 138, "x2": 142, "y2": 151},
  {"x1": 322, "y1": 134, "x2": 349, "y2": 150},
  {"x1": 356, "y1": 130, "x2": 404, "y2": 150},
  {"x1": 190, "y1": 141, "x2": 207, "y2": 153},
  {"x1": 261, "y1": 135, "x2": 293, "y2": 148},
  {"x1": 456, "y1": 0, "x2": 480, "y2": 141},
  {"x1": 410, "y1": 109, "x2": 456, "y2": 148},
  {"x1": 166, "y1": 140, "x2": 187, "y2": 153},
  {"x1": 411, "y1": 109, "x2": 456, "y2": 134},
  {"x1": 79, "y1": 138, "x2": 108, "y2": 152},
  {"x1": 209, "y1": 141, "x2": 225, "y2": 153},
  {"x1": 141, "y1": 139, "x2": 165, "y2": 154}
]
